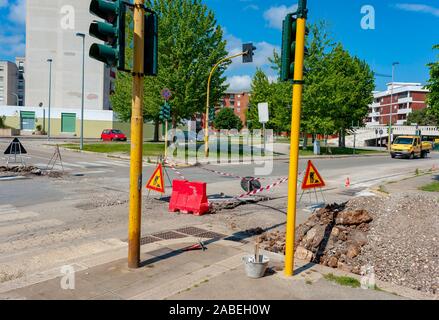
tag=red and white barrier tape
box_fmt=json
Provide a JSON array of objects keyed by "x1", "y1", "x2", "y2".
[
  {"x1": 163, "y1": 158, "x2": 186, "y2": 180},
  {"x1": 201, "y1": 167, "x2": 264, "y2": 181},
  {"x1": 235, "y1": 177, "x2": 289, "y2": 199}
]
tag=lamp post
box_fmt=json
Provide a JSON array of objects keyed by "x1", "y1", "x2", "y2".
[
  {"x1": 388, "y1": 62, "x2": 399, "y2": 150},
  {"x1": 76, "y1": 32, "x2": 86, "y2": 151},
  {"x1": 47, "y1": 59, "x2": 53, "y2": 141},
  {"x1": 11, "y1": 93, "x2": 19, "y2": 106}
]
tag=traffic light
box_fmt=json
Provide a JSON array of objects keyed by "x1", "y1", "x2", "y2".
[
  {"x1": 89, "y1": 0, "x2": 126, "y2": 70},
  {"x1": 144, "y1": 12, "x2": 158, "y2": 76},
  {"x1": 159, "y1": 103, "x2": 171, "y2": 122},
  {"x1": 208, "y1": 106, "x2": 216, "y2": 122},
  {"x1": 281, "y1": 13, "x2": 309, "y2": 82},
  {"x1": 242, "y1": 43, "x2": 256, "y2": 63},
  {"x1": 281, "y1": 14, "x2": 296, "y2": 82}
]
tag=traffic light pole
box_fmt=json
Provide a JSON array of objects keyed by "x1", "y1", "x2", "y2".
[
  {"x1": 128, "y1": 0, "x2": 145, "y2": 269},
  {"x1": 204, "y1": 51, "x2": 248, "y2": 158},
  {"x1": 285, "y1": 1, "x2": 308, "y2": 277}
]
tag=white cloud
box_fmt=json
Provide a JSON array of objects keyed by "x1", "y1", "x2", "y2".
[
  {"x1": 0, "y1": 33, "x2": 25, "y2": 56},
  {"x1": 244, "y1": 4, "x2": 259, "y2": 11},
  {"x1": 225, "y1": 32, "x2": 280, "y2": 71},
  {"x1": 263, "y1": 4, "x2": 298, "y2": 30},
  {"x1": 8, "y1": 0, "x2": 26, "y2": 25},
  {"x1": 395, "y1": 3, "x2": 439, "y2": 17},
  {"x1": 226, "y1": 75, "x2": 252, "y2": 92}
]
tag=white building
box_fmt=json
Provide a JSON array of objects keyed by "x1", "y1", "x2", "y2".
[{"x1": 25, "y1": 0, "x2": 112, "y2": 110}]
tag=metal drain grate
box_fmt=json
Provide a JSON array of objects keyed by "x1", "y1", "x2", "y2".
[
  {"x1": 174, "y1": 226, "x2": 209, "y2": 236},
  {"x1": 196, "y1": 231, "x2": 227, "y2": 239},
  {"x1": 140, "y1": 235, "x2": 161, "y2": 245},
  {"x1": 152, "y1": 230, "x2": 188, "y2": 240}
]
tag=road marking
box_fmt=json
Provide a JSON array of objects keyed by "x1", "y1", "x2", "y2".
[
  {"x1": 0, "y1": 219, "x2": 64, "y2": 236},
  {"x1": 0, "y1": 212, "x2": 40, "y2": 223},
  {"x1": 71, "y1": 170, "x2": 110, "y2": 175},
  {"x1": 0, "y1": 176, "x2": 28, "y2": 181},
  {"x1": 76, "y1": 162, "x2": 108, "y2": 168},
  {"x1": 93, "y1": 160, "x2": 130, "y2": 167}
]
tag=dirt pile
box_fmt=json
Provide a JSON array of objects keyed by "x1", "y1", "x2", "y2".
[
  {"x1": 259, "y1": 203, "x2": 373, "y2": 274},
  {"x1": 0, "y1": 166, "x2": 64, "y2": 178}
]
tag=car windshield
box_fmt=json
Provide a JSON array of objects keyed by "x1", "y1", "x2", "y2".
[
  {"x1": 112, "y1": 130, "x2": 122, "y2": 134},
  {"x1": 394, "y1": 138, "x2": 414, "y2": 145}
]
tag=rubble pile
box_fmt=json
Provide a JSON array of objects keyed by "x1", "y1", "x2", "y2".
[
  {"x1": 259, "y1": 203, "x2": 373, "y2": 275},
  {"x1": 0, "y1": 166, "x2": 64, "y2": 178}
]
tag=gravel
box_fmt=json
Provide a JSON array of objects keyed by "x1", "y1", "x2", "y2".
[{"x1": 350, "y1": 194, "x2": 439, "y2": 295}]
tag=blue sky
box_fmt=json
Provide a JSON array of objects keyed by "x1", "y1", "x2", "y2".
[{"x1": 1, "y1": 0, "x2": 438, "y2": 91}]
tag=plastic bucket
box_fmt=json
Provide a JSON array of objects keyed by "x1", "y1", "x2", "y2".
[{"x1": 242, "y1": 255, "x2": 270, "y2": 279}]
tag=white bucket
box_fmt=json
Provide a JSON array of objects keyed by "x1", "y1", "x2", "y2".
[{"x1": 243, "y1": 255, "x2": 270, "y2": 279}]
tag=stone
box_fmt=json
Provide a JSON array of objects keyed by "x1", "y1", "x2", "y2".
[
  {"x1": 330, "y1": 227, "x2": 340, "y2": 237},
  {"x1": 348, "y1": 230, "x2": 368, "y2": 247},
  {"x1": 295, "y1": 246, "x2": 314, "y2": 262},
  {"x1": 328, "y1": 256, "x2": 338, "y2": 268},
  {"x1": 335, "y1": 210, "x2": 373, "y2": 226},
  {"x1": 337, "y1": 261, "x2": 353, "y2": 273},
  {"x1": 346, "y1": 244, "x2": 361, "y2": 259}
]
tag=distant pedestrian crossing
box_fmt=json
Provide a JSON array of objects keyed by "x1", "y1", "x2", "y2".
[{"x1": 32, "y1": 159, "x2": 131, "y2": 172}]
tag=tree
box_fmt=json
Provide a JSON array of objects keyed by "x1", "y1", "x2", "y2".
[
  {"x1": 426, "y1": 44, "x2": 439, "y2": 122},
  {"x1": 111, "y1": 0, "x2": 229, "y2": 139},
  {"x1": 213, "y1": 108, "x2": 243, "y2": 131},
  {"x1": 406, "y1": 108, "x2": 438, "y2": 126}
]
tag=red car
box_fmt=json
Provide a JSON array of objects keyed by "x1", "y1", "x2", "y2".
[{"x1": 101, "y1": 129, "x2": 127, "y2": 142}]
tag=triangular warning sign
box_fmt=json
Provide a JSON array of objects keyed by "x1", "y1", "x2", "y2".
[
  {"x1": 301, "y1": 160, "x2": 325, "y2": 190},
  {"x1": 4, "y1": 138, "x2": 27, "y2": 155},
  {"x1": 146, "y1": 164, "x2": 165, "y2": 193}
]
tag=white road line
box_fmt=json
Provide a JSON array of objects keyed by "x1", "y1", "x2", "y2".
[
  {"x1": 71, "y1": 170, "x2": 110, "y2": 175},
  {"x1": 59, "y1": 162, "x2": 85, "y2": 168},
  {"x1": 93, "y1": 160, "x2": 130, "y2": 167},
  {"x1": 0, "y1": 219, "x2": 64, "y2": 236},
  {"x1": 0, "y1": 212, "x2": 40, "y2": 223},
  {"x1": 77, "y1": 162, "x2": 107, "y2": 168}
]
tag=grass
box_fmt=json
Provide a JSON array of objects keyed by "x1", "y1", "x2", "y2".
[
  {"x1": 378, "y1": 185, "x2": 389, "y2": 194},
  {"x1": 63, "y1": 142, "x2": 165, "y2": 157},
  {"x1": 298, "y1": 146, "x2": 385, "y2": 156},
  {"x1": 324, "y1": 273, "x2": 361, "y2": 288},
  {"x1": 419, "y1": 181, "x2": 439, "y2": 192}
]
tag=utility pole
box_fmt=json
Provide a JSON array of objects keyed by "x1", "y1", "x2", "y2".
[
  {"x1": 47, "y1": 59, "x2": 53, "y2": 141},
  {"x1": 284, "y1": 0, "x2": 308, "y2": 277},
  {"x1": 76, "y1": 33, "x2": 86, "y2": 151},
  {"x1": 388, "y1": 62, "x2": 399, "y2": 150},
  {"x1": 204, "y1": 44, "x2": 256, "y2": 158},
  {"x1": 128, "y1": 0, "x2": 145, "y2": 269}
]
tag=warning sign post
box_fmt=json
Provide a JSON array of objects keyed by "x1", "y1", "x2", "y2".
[
  {"x1": 146, "y1": 164, "x2": 165, "y2": 194},
  {"x1": 301, "y1": 160, "x2": 325, "y2": 190}
]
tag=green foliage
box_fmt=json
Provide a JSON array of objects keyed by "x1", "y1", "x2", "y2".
[
  {"x1": 419, "y1": 181, "x2": 439, "y2": 192},
  {"x1": 426, "y1": 44, "x2": 439, "y2": 122},
  {"x1": 248, "y1": 21, "x2": 374, "y2": 138},
  {"x1": 324, "y1": 273, "x2": 361, "y2": 288},
  {"x1": 111, "y1": 0, "x2": 229, "y2": 127},
  {"x1": 213, "y1": 107, "x2": 243, "y2": 131},
  {"x1": 406, "y1": 108, "x2": 438, "y2": 126}
]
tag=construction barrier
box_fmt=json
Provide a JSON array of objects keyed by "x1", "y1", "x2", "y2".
[{"x1": 169, "y1": 180, "x2": 209, "y2": 216}]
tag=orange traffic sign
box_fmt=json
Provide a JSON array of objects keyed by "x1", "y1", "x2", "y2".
[
  {"x1": 301, "y1": 160, "x2": 325, "y2": 190},
  {"x1": 146, "y1": 164, "x2": 165, "y2": 193}
]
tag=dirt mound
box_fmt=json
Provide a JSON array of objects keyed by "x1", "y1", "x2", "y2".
[{"x1": 0, "y1": 166, "x2": 64, "y2": 178}]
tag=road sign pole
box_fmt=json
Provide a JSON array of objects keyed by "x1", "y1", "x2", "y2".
[
  {"x1": 128, "y1": 0, "x2": 145, "y2": 269},
  {"x1": 164, "y1": 120, "x2": 168, "y2": 158},
  {"x1": 285, "y1": 0, "x2": 307, "y2": 277}
]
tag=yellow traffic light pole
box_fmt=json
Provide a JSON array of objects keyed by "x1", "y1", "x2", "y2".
[
  {"x1": 204, "y1": 52, "x2": 248, "y2": 158},
  {"x1": 284, "y1": 11, "x2": 307, "y2": 276},
  {"x1": 128, "y1": 0, "x2": 145, "y2": 269}
]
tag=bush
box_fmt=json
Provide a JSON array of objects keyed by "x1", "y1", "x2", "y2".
[{"x1": 213, "y1": 108, "x2": 243, "y2": 131}]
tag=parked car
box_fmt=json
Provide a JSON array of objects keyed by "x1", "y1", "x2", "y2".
[{"x1": 101, "y1": 129, "x2": 127, "y2": 142}]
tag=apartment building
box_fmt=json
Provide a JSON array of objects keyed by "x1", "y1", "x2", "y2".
[
  {"x1": 220, "y1": 90, "x2": 251, "y2": 126},
  {"x1": 15, "y1": 57, "x2": 25, "y2": 106},
  {"x1": 0, "y1": 61, "x2": 18, "y2": 106},
  {"x1": 366, "y1": 82, "x2": 429, "y2": 126}
]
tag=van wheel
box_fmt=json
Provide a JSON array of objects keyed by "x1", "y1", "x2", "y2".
[
  {"x1": 410, "y1": 152, "x2": 415, "y2": 159},
  {"x1": 421, "y1": 151, "x2": 426, "y2": 159}
]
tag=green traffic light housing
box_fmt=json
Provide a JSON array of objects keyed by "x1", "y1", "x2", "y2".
[
  {"x1": 242, "y1": 43, "x2": 256, "y2": 63},
  {"x1": 89, "y1": 0, "x2": 126, "y2": 70},
  {"x1": 281, "y1": 14, "x2": 296, "y2": 82}
]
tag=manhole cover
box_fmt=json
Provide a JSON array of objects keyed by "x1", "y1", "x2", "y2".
[
  {"x1": 174, "y1": 226, "x2": 208, "y2": 236},
  {"x1": 196, "y1": 231, "x2": 226, "y2": 239},
  {"x1": 140, "y1": 235, "x2": 161, "y2": 245},
  {"x1": 152, "y1": 231, "x2": 188, "y2": 240}
]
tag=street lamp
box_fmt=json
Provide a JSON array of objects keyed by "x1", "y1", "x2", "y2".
[
  {"x1": 76, "y1": 32, "x2": 86, "y2": 151},
  {"x1": 11, "y1": 93, "x2": 19, "y2": 106},
  {"x1": 388, "y1": 62, "x2": 399, "y2": 150},
  {"x1": 47, "y1": 59, "x2": 53, "y2": 141}
]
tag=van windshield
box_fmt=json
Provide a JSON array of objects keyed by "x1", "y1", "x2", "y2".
[{"x1": 394, "y1": 137, "x2": 414, "y2": 145}]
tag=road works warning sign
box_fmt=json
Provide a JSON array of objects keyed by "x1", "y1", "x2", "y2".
[
  {"x1": 301, "y1": 160, "x2": 325, "y2": 190},
  {"x1": 146, "y1": 164, "x2": 165, "y2": 193}
]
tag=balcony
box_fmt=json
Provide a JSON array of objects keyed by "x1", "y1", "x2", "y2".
[
  {"x1": 398, "y1": 97, "x2": 413, "y2": 104},
  {"x1": 396, "y1": 120, "x2": 406, "y2": 125},
  {"x1": 370, "y1": 102, "x2": 380, "y2": 108},
  {"x1": 368, "y1": 112, "x2": 380, "y2": 117},
  {"x1": 397, "y1": 108, "x2": 412, "y2": 115}
]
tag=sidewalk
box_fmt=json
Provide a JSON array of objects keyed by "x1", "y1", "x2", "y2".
[{"x1": 1, "y1": 230, "x2": 430, "y2": 300}]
